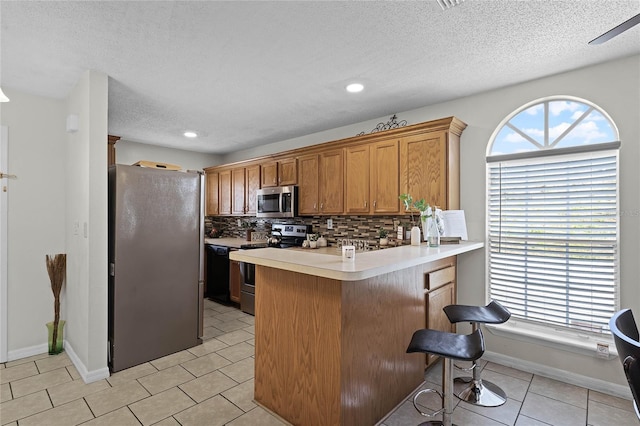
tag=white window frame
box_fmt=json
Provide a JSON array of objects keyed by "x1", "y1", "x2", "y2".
[{"x1": 485, "y1": 96, "x2": 620, "y2": 357}]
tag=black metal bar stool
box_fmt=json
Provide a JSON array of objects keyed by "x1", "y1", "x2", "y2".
[
  {"x1": 443, "y1": 300, "x2": 511, "y2": 407},
  {"x1": 406, "y1": 328, "x2": 485, "y2": 426}
]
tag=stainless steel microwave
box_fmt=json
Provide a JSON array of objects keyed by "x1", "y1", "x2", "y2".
[{"x1": 256, "y1": 186, "x2": 297, "y2": 218}]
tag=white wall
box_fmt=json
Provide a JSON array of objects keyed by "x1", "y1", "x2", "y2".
[
  {"x1": 64, "y1": 70, "x2": 109, "y2": 380},
  {"x1": 1, "y1": 89, "x2": 67, "y2": 358},
  {"x1": 222, "y1": 55, "x2": 640, "y2": 393},
  {"x1": 115, "y1": 139, "x2": 220, "y2": 171}
]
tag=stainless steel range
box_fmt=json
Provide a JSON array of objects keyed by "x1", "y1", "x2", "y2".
[{"x1": 239, "y1": 224, "x2": 310, "y2": 315}]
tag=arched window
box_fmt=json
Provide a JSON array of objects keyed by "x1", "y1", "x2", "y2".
[{"x1": 486, "y1": 96, "x2": 619, "y2": 336}]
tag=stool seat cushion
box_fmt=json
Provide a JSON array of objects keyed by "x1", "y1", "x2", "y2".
[
  {"x1": 444, "y1": 300, "x2": 511, "y2": 325},
  {"x1": 406, "y1": 328, "x2": 485, "y2": 361}
]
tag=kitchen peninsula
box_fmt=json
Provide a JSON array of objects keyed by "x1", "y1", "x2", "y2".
[{"x1": 230, "y1": 242, "x2": 483, "y2": 425}]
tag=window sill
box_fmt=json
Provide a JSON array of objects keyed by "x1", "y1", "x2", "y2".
[{"x1": 485, "y1": 320, "x2": 617, "y2": 360}]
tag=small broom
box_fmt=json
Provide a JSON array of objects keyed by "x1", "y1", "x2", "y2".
[{"x1": 46, "y1": 253, "x2": 66, "y2": 354}]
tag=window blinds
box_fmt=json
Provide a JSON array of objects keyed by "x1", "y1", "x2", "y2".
[{"x1": 488, "y1": 151, "x2": 618, "y2": 334}]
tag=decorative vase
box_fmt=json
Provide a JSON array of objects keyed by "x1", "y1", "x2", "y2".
[
  {"x1": 379, "y1": 238, "x2": 388, "y2": 246},
  {"x1": 427, "y1": 218, "x2": 440, "y2": 247},
  {"x1": 410, "y1": 226, "x2": 421, "y2": 246},
  {"x1": 317, "y1": 235, "x2": 327, "y2": 247},
  {"x1": 310, "y1": 240, "x2": 318, "y2": 249},
  {"x1": 46, "y1": 320, "x2": 65, "y2": 355},
  {"x1": 405, "y1": 230, "x2": 411, "y2": 240}
]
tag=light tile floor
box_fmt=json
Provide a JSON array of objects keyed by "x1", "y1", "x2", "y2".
[{"x1": 0, "y1": 299, "x2": 637, "y2": 425}]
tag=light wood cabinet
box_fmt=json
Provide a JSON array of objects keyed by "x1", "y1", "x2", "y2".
[
  {"x1": 218, "y1": 170, "x2": 232, "y2": 215},
  {"x1": 262, "y1": 158, "x2": 297, "y2": 187},
  {"x1": 232, "y1": 165, "x2": 261, "y2": 215},
  {"x1": 400, "y1": 126, "x2": 461, "y2": 210},
  {"x1": 370, "y1": 139, "x2": 400, "y2": 213},
  {"x1": 205, "y1": 117, "x2": 466, "y2": 217},
  {"x1": 261, "y1": 161, "x2": 278, "y2": 187},
  {"x1": 319, "y1": 149, "x2": 344, "y2": 214},
  {"x1": 229, "y1": 259, "x2": 241, "y2": 303},
  {"x1": 345, "y1": 145, "x2": 370, "y2": 214},
  {"x1": 297, "y1": 154, "x2": 320, "y2": 215},
  {"x1": 344, "y1": 140, "x2": 400, "y2": 215},
  {"x1": 231, "y1": 168, "x2": 246, "y2": 215},
  {"x1": 424, "y1": 258, "x2": 456, "y2": 367},
  {"x1": 205, "y1": 171, "x2": 219, "y2": 216},
  {"x1": 245, "y1": 164, "x2": 261, "y2": 215}
]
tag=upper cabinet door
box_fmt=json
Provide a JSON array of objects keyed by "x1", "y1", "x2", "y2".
[
  {"x1": 370, "y1": 139, "x2": 400, "y2": 214},
  {"x1": 400, "y1": 131, "x2": 448, "y2": 209},
  {"x1": 218, "y1": 170, "x2": 232, "y2": 215},
  {"x1": 319, "y1": 149, "x2": 344, "y2": 214},
  {"x1": 345, "y1": 145, "x2": 370, "y2": 214},
  {"x1": 245, "y1": 165, "x2": 261, "y2": 215},
  {"x1": 205, "y1": 171, "x2": 220, "y2": 216},
  {"x1": 231, "y1": 167, "x2": 246, "y2": 215},
  {"x1": 261, "y1": 161, "x2": 278, "y2": 188},
  {"x1": 297, "y1": 154, "x2": 319, "y2": 215},
  {"x1": 278, "y1": 158, "x2": 297, "y2": 186}
]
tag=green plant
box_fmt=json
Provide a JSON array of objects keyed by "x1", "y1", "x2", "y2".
[
  {"x1": 240, "y1": 220, "x2": 257, "y2": 229},
  {"x1": 308, "y1": 233, "x2": 319, "y2": 241},
  {"x1": 399, "y1": 193, "x2": 431, "y2": 225},
  {"x1": 378, "y1": 227, "x2": 388, "y2": 238}
]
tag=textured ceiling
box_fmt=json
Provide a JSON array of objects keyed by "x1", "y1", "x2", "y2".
[{"x1": 1, "y1": 1, "x2": 639, "y2": 154}]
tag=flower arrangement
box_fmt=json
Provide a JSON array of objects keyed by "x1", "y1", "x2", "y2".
[
  {"x1": 377, "y1": 227, "x2": 389, "y2": 238},
  {"x1": 308, "y1": 233, "x2": 319, "y2": 242}
]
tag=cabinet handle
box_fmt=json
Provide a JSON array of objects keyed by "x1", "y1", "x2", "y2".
[
  {"x1": 373, "y1": 200, "x2": 377, "y2": 208},
  {"x1": 313, "y1": 203, "x2": 317, "y2": 210},
  {"x1": 320, "y1": 202, "x2": 324, "y2": 211},
  {"x1": 364, "y1": 201, "x2": 367, "y2": 208}
]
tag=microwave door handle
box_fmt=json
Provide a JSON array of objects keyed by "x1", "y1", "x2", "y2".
[{"x1": 280, "y1": 193, "x2": 286, "y2": 213}]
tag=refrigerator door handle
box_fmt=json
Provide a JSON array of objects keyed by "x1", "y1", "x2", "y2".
[{"x1": 198, "y1": 172, "x2": 205, "y2": 340}]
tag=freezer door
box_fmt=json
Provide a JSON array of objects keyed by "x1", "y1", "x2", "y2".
[{"x1": 109, "y1": 165, "x2": 202, "y2": 372}]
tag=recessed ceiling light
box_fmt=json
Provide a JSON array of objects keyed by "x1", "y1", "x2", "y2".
[
  {"x1": 346, "y1": 83, "x2": 364, "y2": 93},
  {"x1": 183, "y1": 131, "x2": 198, "y2": 138}
]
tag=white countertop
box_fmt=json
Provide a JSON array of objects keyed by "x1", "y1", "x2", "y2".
[{"x1": 229, "y1": 241, "x2": 484, "y2": 281}]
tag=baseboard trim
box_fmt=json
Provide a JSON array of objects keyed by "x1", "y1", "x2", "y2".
[
  {"x1": 484, "y1": 350, "x2": 632, "y2": 400},
  {"x1": 7, "y1": 340, "x2": 109, "y2": 384},
  {"x1": 7, "y1": 343, "x2": 48, "y2": 361},
  {"x1": 64, "y1": 341, "x2": 109, "y2": 384}
]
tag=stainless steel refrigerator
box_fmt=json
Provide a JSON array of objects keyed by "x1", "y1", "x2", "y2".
[{"x1": 108, "y1": 164, "x2": 204, "y2": 373}]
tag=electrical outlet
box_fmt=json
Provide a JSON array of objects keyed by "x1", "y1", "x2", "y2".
[
  {"x1": 237, "y1": 219, "x2": 242, "y2": 227},
  {"x1": 327, "y1": 218, "x2": 333, "y2": 229},
  {"x1": 596, "y1": 342, "x2": 609, "y2": 358}
]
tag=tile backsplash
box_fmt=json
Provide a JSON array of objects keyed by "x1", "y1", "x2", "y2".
[{"x1": 205, "y1": 215, "x2": 417, "y2": 243}]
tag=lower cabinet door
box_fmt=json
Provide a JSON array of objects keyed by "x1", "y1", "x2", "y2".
[
  {"x1": 425, "y1": 282, "x2": 454, "y2": 366},
  {"x1": 229, "y1": 259, "x2": 241, "y2": 303}
]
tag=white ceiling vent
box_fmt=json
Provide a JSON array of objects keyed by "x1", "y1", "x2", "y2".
[{"x1": 436, "y1": 0, "x2": 465, "y2": 10}]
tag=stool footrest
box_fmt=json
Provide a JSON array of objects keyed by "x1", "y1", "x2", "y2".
[{"x1": 413, "y1": 388, "x2": 444, "y2": 417}]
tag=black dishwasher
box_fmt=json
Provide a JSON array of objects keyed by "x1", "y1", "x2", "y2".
[{"x1": 205, "y1": 245, "x2": 231, "y2": 303}]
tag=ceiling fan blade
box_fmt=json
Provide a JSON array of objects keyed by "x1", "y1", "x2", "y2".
[{"x1": 589, "y1": 13, "x2": 640, "y2": 45}]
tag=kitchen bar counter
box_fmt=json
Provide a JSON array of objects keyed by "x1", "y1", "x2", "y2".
[
  {"x1": 231, "y1": 241, "x2": 483, "y2": 425},
  {"x1": 229, "y1": 240, "x2": 483, "y2": 280}
]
